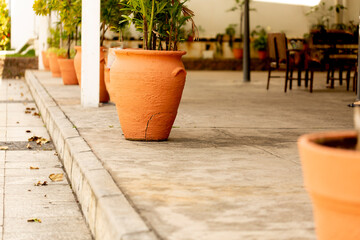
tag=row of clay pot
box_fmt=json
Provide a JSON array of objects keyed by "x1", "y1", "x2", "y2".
[{"x1": 41, "y1": 47, "x2": 110, "y2": 103}]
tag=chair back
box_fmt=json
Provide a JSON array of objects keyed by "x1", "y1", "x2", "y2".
[{"x1": 267, "y1": 33, "x2": 288, "y2": 68}]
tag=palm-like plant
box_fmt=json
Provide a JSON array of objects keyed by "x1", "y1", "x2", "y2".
[{"x1": 121, "y1": 0, "x2": 197, "y2": 51}]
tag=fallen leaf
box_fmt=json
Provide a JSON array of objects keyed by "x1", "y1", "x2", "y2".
[
  {"x1": 49, "y1": 173, "x2": 63, "y2": 182},
  {"x1": 26, "y1": 143, "x2": 32, "y2": 149},
  {"x1": 28, "y1": 189, "x2": 31, "y2": 192},
  {"x1": 33, "y1": 112, "x2": 40, "y2": 117},
  {"x1": 28, "y1": 136, "x2": 49, "y2": 145},
  {"x1": 30, "y1": 107, "x2": 36, "y2": 110},
  {"x1": 54, "y1": 152, "x2": 58, "y2": 156},
  {"x1": 0, "y1": 146, "x2": 9, "y2": 150},
  {"x1": 44, "y1": 194, "x2": 47, "y2": 198},
  {"x1": 109, "y1": 125, "x2": 114, "y2": 128},
  {"x1": 25, "y1": 110, "x2": 31, "y2": 114},
  {"x1": 26, "y1": 107, "x2": 31, "y2": 110},
  {"x1": 16, "y1": 121, "x2": 19, "y2": 124},
  {"x1": 30, "y1": 166, "x2": 39, "y2": 170},
  {"x1": 26, "y1": 130, "x2": 31, "y2": 133},
  {"x1": 27, "y1": 218, "x2": 42, "y2": 223},
  {"x1": 34, "y1": 181, "x2": 48, "y2": 186},
  {"x1": 20, "y1": 93, "x2": 24, "y2": 97}
]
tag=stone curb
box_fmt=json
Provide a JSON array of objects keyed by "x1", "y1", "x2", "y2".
[{"x1": 25, "y1": 70, "x2": 158, "y2": 240}]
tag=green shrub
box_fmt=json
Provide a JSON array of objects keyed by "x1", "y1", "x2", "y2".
[{"x1": 0, "y1": 0, "x2": 10, "y2": 50}]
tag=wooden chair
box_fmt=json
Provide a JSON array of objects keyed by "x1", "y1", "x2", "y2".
[{"x1": 266, "y1": 33, "x2": 318, "y2": 92}]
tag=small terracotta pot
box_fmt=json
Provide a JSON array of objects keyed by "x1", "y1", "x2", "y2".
[
  {"x1": 41, "y1": 51, "x2": 50, "y2": 70},
  {"x1": 49, "y1": 52, "x2": 63, "y2": 77},
  {"x1": 258, "y1": 50, "x2": 267, "y2": 60},
  {"x1": 111, "y1": 49, "x2": 187, "y2": 141},
  {"x1": 73, "y1": 46, "x2": 109, "y2": 103},
  {"x1": 58, "y1": 58, "x2": 78, "y2": 85},
  {"x1": 233, "y1": 48, "x2": 243, "y2": 59},
  {"x1": 298, "y1": 131, "x2": 360, "y2": 240}
]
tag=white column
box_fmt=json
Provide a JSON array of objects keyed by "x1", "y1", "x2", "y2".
[
  {"x1": 81, "y1": 0, "x2": 100, "y2": 107},
  {"x1": 38, "y1": 15, "x2": 49, "y2": 70}
]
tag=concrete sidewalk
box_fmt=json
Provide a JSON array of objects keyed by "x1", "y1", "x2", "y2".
[
  {"x1": 0, "y1": 79, "x2": 92, "y2": 240},
  {"x1": 26, "y1": 70, "x2": 355, "y2": 240}
]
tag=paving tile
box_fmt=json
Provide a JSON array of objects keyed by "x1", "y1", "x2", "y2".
[{"x1": 0, "y1": 79, "x2": 92, "y2": 240}]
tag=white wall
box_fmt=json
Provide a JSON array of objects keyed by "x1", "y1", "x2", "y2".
[
  {"x1": 10, "y1": 0, "x2": 36, "y2": 49},
  {"x1": 187, "y1": 0, "x2": 359, "y2": 38}
]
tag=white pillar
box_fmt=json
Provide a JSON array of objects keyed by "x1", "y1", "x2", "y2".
[
  {"x1": 38, "y1": 15, "x2": 49, "y2": 70},
  {"x1": 81, "y1": 0, "x2": 100, "y2": 107}
]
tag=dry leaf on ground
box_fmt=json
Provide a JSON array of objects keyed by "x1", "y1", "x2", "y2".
[
  {"x1": 33, "y1": 112, "x2": 40, "y2": 117},
  {"x1": 25, "y1": 110, "x2": 31, "y2": 114},
  {"x1": 27, "y1": 218, "x2": 41, "y2": 223},
  {"x1": 49, "y1": 173, "x2": 63, "y2": 182},
  {"x1": 28, "y1": 136, "x2": 49, "y2": 145},
  {"x1": 26, "y1": 130, "x2": 31, "y2": 133},
  {"x1": 34, "y1": 181, "x2": 48, "y2": 186},
  {"x1": 0, "y1": 146, "x2": 9, "y2": 150},
  {"x1": 26, "y1": 143, "x2": 32, "y2": 149},
  {"x1": 30, "y1": 166, "x2": 39, "y2": 170}
]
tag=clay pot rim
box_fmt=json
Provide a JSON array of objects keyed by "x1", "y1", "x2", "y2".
[
  {"x1": 114, "y1": 48, "x2": 186, "y2": 57},
  {"x1": 298, "y1": 130, "x2": 360, "y2": 157}
]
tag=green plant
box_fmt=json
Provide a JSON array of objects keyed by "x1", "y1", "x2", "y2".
[
  {"x1": 306, "y1": 2, "x2": 346, "y2": 30},
  {"x1": 227, "y1": 0, "x2": 255, "y2": 41},
  {"x1": 101, "y1": 0, "x2": 130, "y2": 45},
  {"x1": 56, "y1": 48, "x2": 75, "y2": 58},
  {"x1": 225, "y1": 24, "x2": 236, "y2": 50},
  {"x1": 121, "y1": 0, "x2": 197, "y2": 51},
  {"x1": 251, "y1": 26, "x2": 267, "y2": 51},
  {"x1": 47, "y1": 27, "x2": 61, "y2": 48},
  {"x1": 0, "y1": 0, "x2": 10, "y2": 50},
  {"x1": 58, "y1": 0, "x2": 82, "y2": 58}
]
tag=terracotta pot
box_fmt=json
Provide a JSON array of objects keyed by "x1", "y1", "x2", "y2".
[
  {"x1": 111, "y1": 49, "x2": 187, "y2": 141},
  {"x1": 49, "y1": 52, "x2": 64, "y2": 77},
  {"x1": 41, "y1": 51, "x2": 50, "y2": 70},
  {"x1": 298, "y1": 131, "x2": 360, "y2": 240},
  {"x1": 233, "y1": 48, "x2": 243, "y2": 59},
  {"x1": 104, "y1": 67, "x2": 114, "y2": 102},
  {"x1": 58, "y1": 58, "x2": 78, "y2": 85},
  {"x1": 73, "y1": 46, "x2": 109, "y2": 103},
  {"x1": 258, "y1": 50, "x2": 267, "y2": 60},
  {"x1": 74, "y1": 46, "x2": 82, "y2": 83}
]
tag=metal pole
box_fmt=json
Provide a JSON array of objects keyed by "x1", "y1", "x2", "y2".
[
  {"x1": 357, "y1": 13, "x2": 360, "y2": 101},
  {"x1": 243, "y1": 0, "x2": 251, "y2": 82}
]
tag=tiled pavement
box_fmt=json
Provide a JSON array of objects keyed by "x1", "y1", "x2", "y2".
[{"x1": 0, "y1": 79, "x2": 92, "y2": 240}]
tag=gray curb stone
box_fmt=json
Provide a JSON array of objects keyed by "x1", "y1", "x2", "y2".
[{"x1": 25, "y1": 70, "x2": 158, "y2": 240}]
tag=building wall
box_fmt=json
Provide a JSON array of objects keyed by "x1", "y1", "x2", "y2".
[
  {"x1": 187, "y1": 0, "x2": 359, "y2": 39},
  {"x1": 10, "y1": 0, "x2": 36, "y2": 49}
]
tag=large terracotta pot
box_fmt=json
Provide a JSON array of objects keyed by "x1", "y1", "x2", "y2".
[
  {"x1": 110, "y1": 49, "x2": 187, "y2": 141},
  {"x1": 73, "y1": 46, "x2": 109, "y2": 103},
  {"x1": 41, "y1": 51, "x2": 50, "y2": 70},
  {"x1": 58, "y1": 58, "x2": 78, "y2": 85},
  {"x1": 49, "y1": 52, "x2": 64, "y2": 77},
  {"x1": 298, "y1": 131, "x2": 360, "y2": 240}
]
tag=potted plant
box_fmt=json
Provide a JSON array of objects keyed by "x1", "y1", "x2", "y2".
[
  {"x1": 225, "y1": 24, "x2": 242, "y2": 59},
  {"x1": 74, "y1": 0, "x2": 126, "y2": 103},
  {"x1": 227, "y1": 0, "x2": 255, "y2": 60},
  {"x1": 56, "y1": 0, "x2": 81, "y2": 85},
  {"x1": 251, "y1": 25, "x2": 267, "y2": 60},
  {"x1": 33, "y1": 0, "x2": 61, "y2": 71},
  {"x1": 110, "y1": 0, "x2": 196, "y2": 141}
]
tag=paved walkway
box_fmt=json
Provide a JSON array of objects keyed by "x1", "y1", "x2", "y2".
[
  {"x1": 0, "y1": 79, "x2": 92, "y2": 240},
  {"x1": 27, "y1": 70, "x2": 355, "y2": 240}
]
